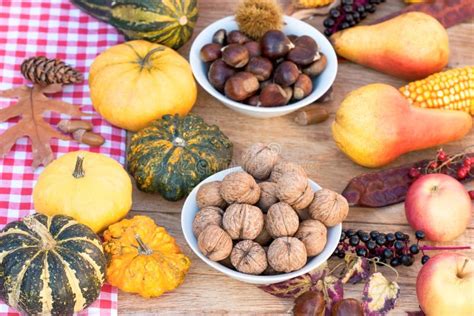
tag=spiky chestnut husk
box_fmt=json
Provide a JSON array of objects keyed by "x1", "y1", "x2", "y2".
[{"x1": 235, "y1": 0, "x2": 283, "y2": 40}]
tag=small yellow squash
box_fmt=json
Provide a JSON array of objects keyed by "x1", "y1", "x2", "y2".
[
  {"x1": 89, "y1": 40, "x2": 197, "y2": 132},
  {"x1": 103, "y1": 216, "x2": 191, "y2": 298},
  {"x1": 33, "y1": 150, "x2": 132, "y2": 233}
]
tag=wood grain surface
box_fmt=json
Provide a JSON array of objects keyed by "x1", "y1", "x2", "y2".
[{"x1": 119, "y1": 1, "x2": 474, "y2": 314}]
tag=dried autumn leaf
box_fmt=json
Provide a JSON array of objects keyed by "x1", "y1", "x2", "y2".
[
  {"x1": 374, "y1": 0, "x2": 474, "y2": 28},
  {"x1": 259, "y1": 262, "x2": 328, "y2": 298},
  {"x1": 341, "y1": 254, "x2": 371, "y2": 284},
  {"x1": 315, "y1": 274, "x2": 343, "y2": 314},
  {"x1": 0, "y1": 84, "x2": 85, "y2": 168},
  {"x1": 362, "y1": 272, "x2": 400, "y2": 316}
]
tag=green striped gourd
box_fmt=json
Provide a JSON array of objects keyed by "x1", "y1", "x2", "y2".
[
  {"x1": 0, "y1": 214, "x2": 106, "y2": 315},
  {"x1": 71, "y1": 0, "x2": 198, "y2": 50},
  {"x1": 127, "y1": 114, "x2": 233, "y2": 201}
]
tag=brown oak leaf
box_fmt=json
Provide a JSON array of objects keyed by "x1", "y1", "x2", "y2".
[{"x1": 0, "y1": 84, "x2": 86, "y2": 168}]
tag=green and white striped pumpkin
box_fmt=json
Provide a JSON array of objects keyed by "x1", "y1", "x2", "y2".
[
  {"x1": 71, "y1": 0, "x2": 198, "y2": 50},
  {"x1": 0, "y1": 214, "x2": 106, "y2": 315}
]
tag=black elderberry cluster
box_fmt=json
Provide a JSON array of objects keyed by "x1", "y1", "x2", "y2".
[
  {"x1": 333, "y1": 229, "x2": 430, "y2": 267},
  {"x1": 323, "y1": 0, "x2": 386, "y2": 36}
]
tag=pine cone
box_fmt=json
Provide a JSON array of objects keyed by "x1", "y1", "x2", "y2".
[{"x1": 21, "y1": 56, "x2": 83, "y2": 85}]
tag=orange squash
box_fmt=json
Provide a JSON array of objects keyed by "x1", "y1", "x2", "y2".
[
  {"x1": 89, "y1": 40, "x2": 197, "y2": 132},
  {"x1": 103, "y1": 216, "x2": 191, "y2": 298}
]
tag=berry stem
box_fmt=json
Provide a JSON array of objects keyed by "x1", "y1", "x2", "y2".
[
  {"x1": 420, "y1": 245, "x2": 471, "y2": 251},
  {"x1": 369, "y1": 257, "x2": 399, "y2": 282}
]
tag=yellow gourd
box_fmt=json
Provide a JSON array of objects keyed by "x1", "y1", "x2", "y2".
[
  {"x1": 33, "y1": 151, "x2": 132, "y2": 233},
  {"x1": 89, "y1": 40, "x2": 197, "y2": 132},
  {"x1": 103, "y1": 216, "x2": 191, "y2": 298}
]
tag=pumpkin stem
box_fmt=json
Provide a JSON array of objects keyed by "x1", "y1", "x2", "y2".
[
  {"x1": 135, "y1": 234, "x2": 153, "y2": 255},
  {"x1": 23, "y1": 216, "x2": 56, "y2": 251},
  {"x1": 140, "y1": 47, "x2": 165, "y2": 69},
  {"x1": 172, "y1": 137, "x2": 187, "y2": 147},
  {"x1": 73, "y1": 156, "x2": 85, "y2": 178}
]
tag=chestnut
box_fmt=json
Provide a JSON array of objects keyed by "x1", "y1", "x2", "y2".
[
  {"x1": 260, "y1": 79, "x2": 272, "y2": 90},
  {"x1": 287, "y1": 35, "x2": 319, "y2": 66},
  {"x1": 261, "y1": 30, "x2": 294, "y2": 59},
  {"x1": 222, "y1": 44, "x2": 249, "y2": 68},
  {"x1": 245, "y1": 56, "x2": 273, "y2": 81},
  {"x1": 274, "y1": 61, "x2": 300, "y2": 87},
  {"x1": 303, "y1": 53, "x2": 327, "y2": 77},
  {"x1": 331, "y1": 298, "x2": 363, "y2": 316},
  {"x1": 260, "y1": 83, "x2": 288, "y2": 107},
  {"x1": 293, "y1": 74, "x2": 313, "y2": 100},
  {"x1": 293, "y1": 290, "x2": 325, "y2": 316},
  {"x1": 200, "y1": 43, "x2": 222, "y2": 63},
  {"x1": 228, "y1": 30, "x2": 250, "y2": 44},
  {"x1": 247, "y1": 94, "x2": 261, "y2": 107},
  {"x1": 212, "y1": 29, "x2": 227, "y2": 46},
  {"x1": 224, "y1": 72, "x2": 259, "y2": 101},
  {"x1": 287, "y1": 34, "x2": 298, "y2": 44},
  {"x1": 208, "y1": 59, "x2": 235, "y2": 92},
  {"x1": 283, "y1": 86, "x2": 293, "y2": 104},
  {"x1": 244, "y1": 41, "x2": 261, "y2": 58}
]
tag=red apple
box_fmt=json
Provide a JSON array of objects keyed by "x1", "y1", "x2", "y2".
[
  {"x1": 405, "y1": 174, "x2": 472, "y2": 241},
  {"x1": 417, "y1": 253, "x2": 474, "y2": 315}
]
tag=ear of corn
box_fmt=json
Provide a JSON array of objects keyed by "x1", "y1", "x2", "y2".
[
  {"x1": 292, "y1": 0, "x2": 334, "y2": 9},
  {"x1": 400, "y1": 66, "x2": 474, "y2": 115}
]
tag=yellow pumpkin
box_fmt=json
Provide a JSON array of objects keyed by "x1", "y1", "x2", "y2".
[
  {"x1": 89, "y1": 40, "x2": 197, "y2": 131},
  {"x1": 103, "y1": 216, "x2": 191, "y2": 298},
  {"x1": 33, "y1": 150, "x2": 132, "y2": 233}
]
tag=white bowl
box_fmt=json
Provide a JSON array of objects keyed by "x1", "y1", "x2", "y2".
[
  {"x1": 181, "y1": 167, "x2": 342, "y2": 285},
  {"x1": 189, "y1": 16, "x2": 338, "y2": 119}
]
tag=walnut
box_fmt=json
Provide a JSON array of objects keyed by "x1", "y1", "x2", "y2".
[
  {"x1": 257, "y1": 182, "x2": 279, "y2": 212},
  {"x1": 241, "y1": 143, "x2": 280, "y2": 180},
  {"x1": 254, "y1": 215, "x2": 272, "y2": 246},
  {"x1": 267, "y1": 237, "x2": 307, "y2": 273},
  {"x1": 220, "y1": 171, "x2": 261, "y2": 204},
  {"x1": 222, "y1": 204, "x2": 264, "y2": 240},
  {"x1": 198, "y1": 225, "x2": 233, "y2": 261},
  {"x1": 295, "y1": 219, "x2": 327, "y2": 257},
  {"x1": 308, "y1": 189, "x2": 349, "y2": 227},
  {"x1": 197, "y1": 181, "x2": 227, "y2": 209},
  {"x1": 295, "y1": 208, "x2": 310, "y2": 221},
  {"x1": 192, "y1": 206, "x2": 224, "y2": 237},
  {"x1": 266, "y1": 202, "x2": 299, "y2": 238},
  {"x1": 276, "y1": 172, "x2": 313, "y2": 210},
  {"x1": 231, "y1": 240, "x2": 268, "y2": 274},
  {"x1": 219, "y1": 255, "x2": 234, "y2": 269},
  {"x1": 269, "y1": 160, "x2": 307, "y2": 183}
]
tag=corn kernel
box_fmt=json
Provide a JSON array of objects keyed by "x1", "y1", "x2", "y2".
[{"x1": 399, "y1": 66, "x2": 473, "y2": 115}]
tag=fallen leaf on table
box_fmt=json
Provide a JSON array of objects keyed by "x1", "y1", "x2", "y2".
[
  {"x1": 258, "y1": 262, "x2": 328, "y2": 298},
  {"x1": 315, "y1": 274, "x2": 343, "y2": 314},
  {"x1": 373, "y1": 0, "x2": 474, "y2": 28},
  {"x1": 0, "y1": 84, "x2": 86, "y2": 168},
  {"x1": 341, "y1": 254, "x2": 371, "y2": 284},
  {"x1": 362, "y1": 272, "x2": 400, "y2": 316}
]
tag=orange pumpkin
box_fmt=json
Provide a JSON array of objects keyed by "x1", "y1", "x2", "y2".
[
  {"x1": 89, "y1": 40, "x2": 197, "y2": 131},
  {"x1": 103, "y1": 216, "x2": 191, "y2": 298}
]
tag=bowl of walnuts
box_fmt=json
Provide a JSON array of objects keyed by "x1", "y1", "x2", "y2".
[
  {"x1": 189, "y1": 16, "x2": 337, "y2": 119},
  {"x1": 181, "y1": 143, "x2": 347, "y2": 284}
]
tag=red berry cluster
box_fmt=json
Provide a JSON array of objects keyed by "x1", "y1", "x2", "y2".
[{"x1": 409, "y1": 149, "x2": 474, "y2": 200}]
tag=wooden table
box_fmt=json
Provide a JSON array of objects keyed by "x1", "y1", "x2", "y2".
[{"x1": 119, "y1": 1, "x2": 474, "y2": 314}]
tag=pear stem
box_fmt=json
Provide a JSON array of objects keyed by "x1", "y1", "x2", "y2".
[{"x1": 459, "y1": 258, "x2": 469, "y2": 276}]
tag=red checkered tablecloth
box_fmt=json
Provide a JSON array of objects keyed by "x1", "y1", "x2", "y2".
[{"x1": 0, "y1": 1, "x2": 126, "y2": 315}]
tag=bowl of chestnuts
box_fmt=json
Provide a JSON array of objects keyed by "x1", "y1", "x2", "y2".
[
  {"x1": 189, "y1": 15, "x2": 337, "y2": 118},
  {"x1": 181, "y1": 143, "x2": 346, "y2": 284}
]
